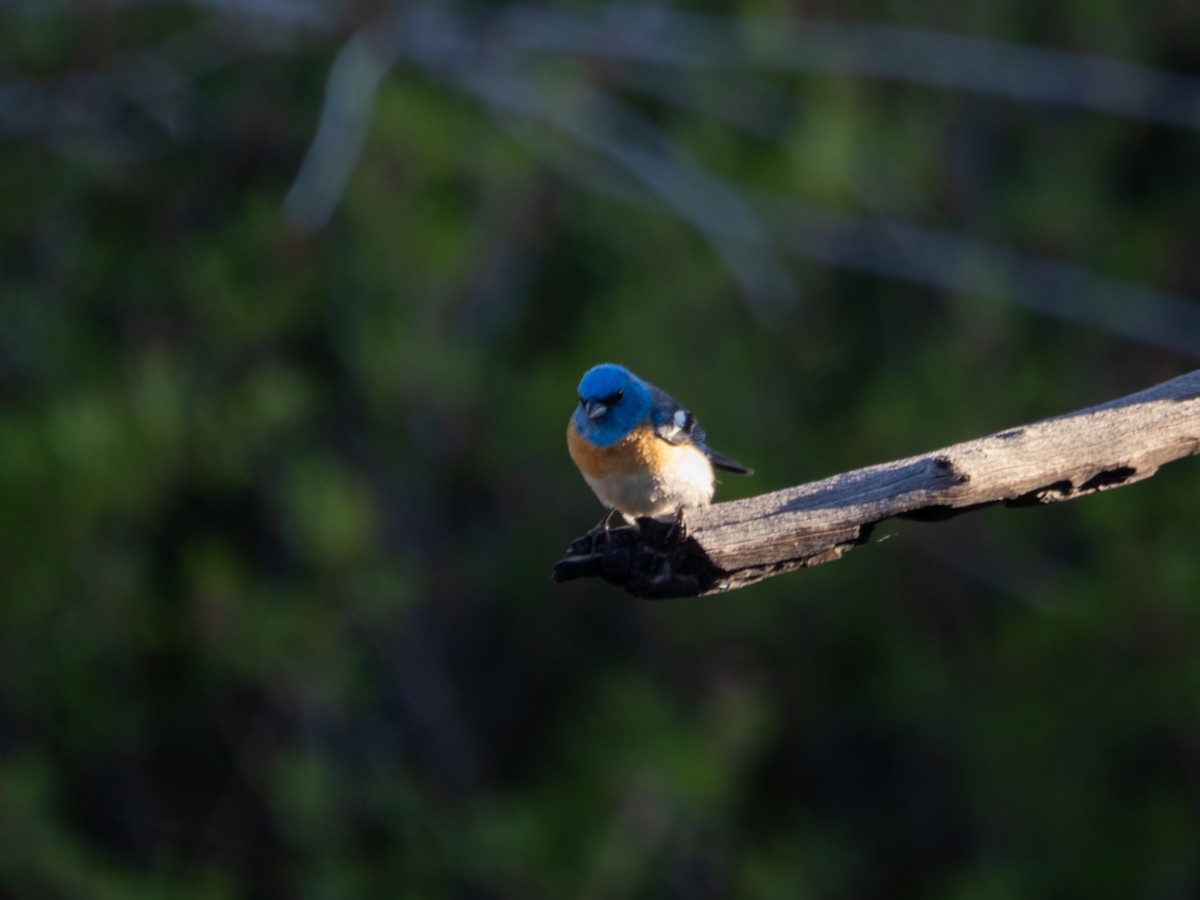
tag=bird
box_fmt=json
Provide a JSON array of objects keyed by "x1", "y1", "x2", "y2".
[{"x1": 566, "y1": 362, "x2": 752, "y2": 526}]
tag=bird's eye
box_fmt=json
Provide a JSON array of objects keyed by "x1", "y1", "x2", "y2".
[{"x1": 603, "y1": 390, "x2": 623, "y2": 405}]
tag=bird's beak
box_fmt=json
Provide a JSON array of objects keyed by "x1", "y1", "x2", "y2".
[{"x1": 583, "y1": 399, "x2": 607, "y2": 421}]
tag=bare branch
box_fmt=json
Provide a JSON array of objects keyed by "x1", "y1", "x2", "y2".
[{"x1": 553, "y1": 369, "x2": 1200, "y2": 599}]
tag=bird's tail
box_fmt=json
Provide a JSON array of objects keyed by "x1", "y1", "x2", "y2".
[{"x1": 708, "y1": 448, "x2": 753, "y2": 476}]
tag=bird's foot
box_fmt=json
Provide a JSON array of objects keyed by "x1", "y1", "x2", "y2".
[{"x1": 579, "y1": 508, "x2": 618, "y2": 554}]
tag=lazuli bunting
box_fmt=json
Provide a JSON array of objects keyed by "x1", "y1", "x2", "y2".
[{"x1": 567, "y1": 363, "x2": 752, "y2": 525}]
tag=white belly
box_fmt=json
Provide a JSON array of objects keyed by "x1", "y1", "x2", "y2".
[{"x1": 584, "y1": 443, "x2": 715, "y2": 521}]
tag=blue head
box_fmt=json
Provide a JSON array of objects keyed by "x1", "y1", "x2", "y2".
[{"x1": 573, "y1": 363, "x2": 652, "y2": 447}]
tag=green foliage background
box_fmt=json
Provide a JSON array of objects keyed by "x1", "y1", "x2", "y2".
[{"x1": 1, "y1": 2, "x2": 1199, "y2": 897}]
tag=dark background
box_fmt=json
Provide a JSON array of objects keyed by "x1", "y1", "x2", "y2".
[{"x1": 2, "y1": 1, "x2": 1200, "y2": 897}]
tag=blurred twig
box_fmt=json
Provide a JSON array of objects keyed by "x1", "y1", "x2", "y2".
[
  {"x1": 0, "y1": 0, "x2": 334, "y2": 27},
  {"x1": 283, "y1": 27, "x2": 391, "y2": 231},
  {"x1": 443, "y1": 65, "x2": 798, "y2": 318},
  {"x1": 767, "y1": 199, "x2": 1200, "y2": 357},
  {"x1": 498, "y1": 6, "x2": 1200, "y2": 129},
  {"x1": 0, "y1": 16, "x2": 307, "y2": 150}
]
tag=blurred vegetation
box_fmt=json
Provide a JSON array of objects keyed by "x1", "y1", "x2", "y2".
[{"x1": 1, "y1": 1, "x2": 1199, "y2": 897}]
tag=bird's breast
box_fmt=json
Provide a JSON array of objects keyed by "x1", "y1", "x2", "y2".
[
  {"x1": 567, "y1": 419, "x2": 715, "y2": 517},
  {"x1": 567, "y1": 420, "x2": 665, "y2": 479}
]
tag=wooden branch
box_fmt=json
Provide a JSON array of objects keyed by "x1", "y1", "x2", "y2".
[{"x1": 553, "y1": 369, "x2": 1200, "y2": 599}]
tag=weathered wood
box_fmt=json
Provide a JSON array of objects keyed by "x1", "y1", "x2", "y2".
[{"x1": 553, "y1": 369, "x2": 1200, "y2": 598}]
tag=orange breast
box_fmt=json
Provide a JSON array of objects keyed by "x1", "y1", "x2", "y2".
[{"x1": 567, "y1": 419, "x2": 667, "y2": 480}]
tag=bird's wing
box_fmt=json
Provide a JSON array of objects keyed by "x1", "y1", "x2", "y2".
[
  {"x1": 648, "y1": 385, "x2": 707, "y2": 446},
  {"x1": 648, "y1": 384, "x2": 754, "y2": 475}
]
